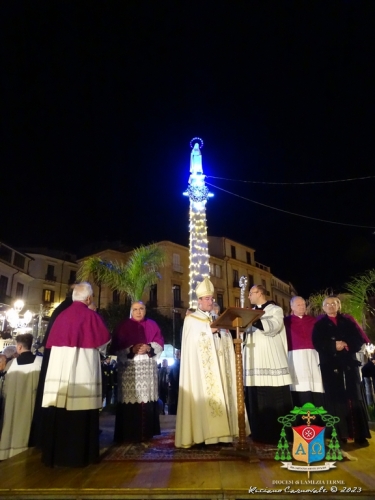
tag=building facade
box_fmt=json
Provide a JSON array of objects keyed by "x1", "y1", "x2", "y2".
[
  {"x1": 0, "y1": 242, "x2": 79, "y2": 317},
  {"x1": 80, "y1": 238, "x2": 295, "y2": 320},
  {"x1": 0, "y1": 242, "x2": 35, "y2": 329},
  {"x1": 0, "y1": 243, "x2": 78, "y2": 335},
  {"x1": 0, "y1": 238, "x2": 295, "y2": 335},
  {"x1": 0, "y1": 236, "x2": 297, "y2": 330},
  {"x1": 25, "y1": 249, "x2": 79, "y2": 313}
]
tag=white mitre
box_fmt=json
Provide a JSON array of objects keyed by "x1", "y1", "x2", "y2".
[{"x1": 196, "y1": 277, "x2": 214, "y2": 298}]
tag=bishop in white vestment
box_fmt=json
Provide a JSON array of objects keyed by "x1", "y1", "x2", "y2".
[{"x1": 175, "y1": 278, "x2": 247, "y2": 448}]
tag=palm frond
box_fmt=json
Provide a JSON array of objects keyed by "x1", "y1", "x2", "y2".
[
  {"x1": 124, "y1": 244, "x2": 167, "y2": 301},
  {"x1": 78, "y1": 257, "x2": 126, "y2": 289},
  {"x1": 344, "y1": 269, "x2": 375, "y2": 325},
  {"x1": 77, "y1": 244, "x2": 167, "y2": 303},
  {"x1": 306, "y1": 291, "x2": 328, "y2": 317}
]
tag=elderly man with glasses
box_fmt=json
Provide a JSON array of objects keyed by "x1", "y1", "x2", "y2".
[{"x1": 243, "y1": 284, "x2": 292, "y2": 444}]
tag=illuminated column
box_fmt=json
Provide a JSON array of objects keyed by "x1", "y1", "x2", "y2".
[{"x1": 183, "y1": 137, "x2": 214, "y2": 307}]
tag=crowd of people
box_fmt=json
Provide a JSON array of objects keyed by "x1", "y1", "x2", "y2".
[{"x1": 0, "y1": 279, "x2": 373, "y2": 467}]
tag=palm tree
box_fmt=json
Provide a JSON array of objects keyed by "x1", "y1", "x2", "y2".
[
  {"x1": 344, "y1": 269, "x2": 375, "y2": 328},
  {"x1": 77, "y1": 243, "x2": 167, "y2": 303}
]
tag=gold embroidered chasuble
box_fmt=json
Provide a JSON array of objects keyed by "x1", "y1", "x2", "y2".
[{"x1": 175, "y1": 309, "x2": 234, "y2": 448}]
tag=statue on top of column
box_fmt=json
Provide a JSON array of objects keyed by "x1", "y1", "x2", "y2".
[{"x1": 190, "y1": 142, "x2": 203, "y2": 175}]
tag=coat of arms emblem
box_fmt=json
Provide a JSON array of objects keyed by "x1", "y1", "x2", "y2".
[{"x1": 275, "y1": 403, "x2": 342, "y2": 476}]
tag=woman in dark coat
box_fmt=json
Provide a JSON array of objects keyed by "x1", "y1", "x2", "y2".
[{"x1": 312, "y1": 296, "x2": 371, "y2": 447}]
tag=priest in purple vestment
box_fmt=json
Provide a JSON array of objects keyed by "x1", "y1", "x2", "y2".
[
  {"x1": 284, "y1": 296, "x2": 324, "y2": 407},
  {"x1": 41, "y1": 282, "x2": 110, "y2": 467},
  {"x1": 111, "y1": 301, "x2": 164, "y2": 442}
]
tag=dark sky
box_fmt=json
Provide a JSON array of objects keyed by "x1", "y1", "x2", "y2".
[{"x1": 2, "y1": 1, "x2": 375, "y2": 296}]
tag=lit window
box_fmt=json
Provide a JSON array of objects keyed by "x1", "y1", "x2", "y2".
[{"x1": 43, "y1": 289, "x2": 55, "y2": 303}]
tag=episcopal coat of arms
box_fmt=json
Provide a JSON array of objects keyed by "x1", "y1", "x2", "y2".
[{"x1": 275, "y1": 403, "x2": 341, "y2": 476}]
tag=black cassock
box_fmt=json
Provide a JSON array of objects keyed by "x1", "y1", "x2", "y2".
[
  {"x1": 29, "y1": 296, "x2": 73, "y2": 447},
  {"x1": 312, "y1": 314, "x2": 370, "y2": 442}
]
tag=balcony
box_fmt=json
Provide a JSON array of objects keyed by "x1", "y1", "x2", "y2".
[
  {"x1": 45, "y1": 274, "x2": 57, "y2": 282},
  {"x1": 172, "y1": 264, "x2": 184, "y2": 273},
  {"x1": 272, "y1": 281, "x2": 290, "y2": 294},
  {"x1": 255, "y1": 262, "x2": 270, "y2": 272}
]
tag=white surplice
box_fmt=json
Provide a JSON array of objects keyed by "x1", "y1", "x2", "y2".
[
  {"x1": 42, "y1": 346, "x2": 102, "y2": 410},
  {"x1": 288, "y1": 349, "x2": 324, "y2": 393},
  {"x1": 243, "y1": 303, "x2": 292, "y2": 387},
  {"x1": 0, "y1": 356, "x2": 42, "y2": 460}
]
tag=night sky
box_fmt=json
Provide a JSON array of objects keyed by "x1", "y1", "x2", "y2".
[{"x1": 2, "y1": 1, "x2": 375, "y2": 297}]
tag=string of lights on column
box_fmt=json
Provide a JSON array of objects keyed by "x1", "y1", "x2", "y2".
[{"x1": 183, "y1": 137, "x2": 214, "y2": 307}]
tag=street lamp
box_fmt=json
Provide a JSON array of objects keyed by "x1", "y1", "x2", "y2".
[
  {"x1": 6, "y1": 300, "x2": 33, "y2": 336},
  {"x1": 14, "y1": 299, "x2": 24, "y2": 313}
]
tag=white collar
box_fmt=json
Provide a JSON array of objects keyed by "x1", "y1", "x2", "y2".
[{"x1": 198, "y1": 308, "x2": 211, "y2": 318}]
